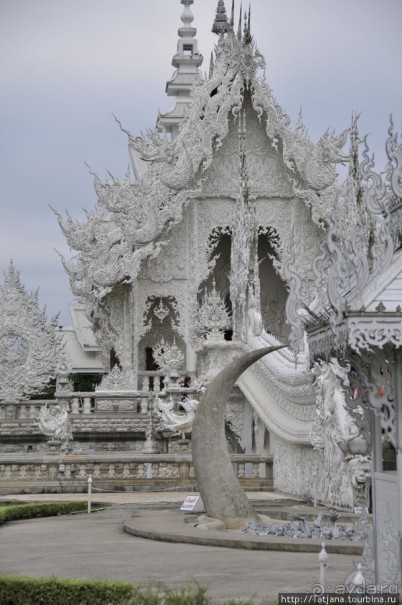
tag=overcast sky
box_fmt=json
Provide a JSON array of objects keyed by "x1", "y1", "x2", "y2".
[{"x1": 1, "y1": 0, "x2": 401, "y2": 326}]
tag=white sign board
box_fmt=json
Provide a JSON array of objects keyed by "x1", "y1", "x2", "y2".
[{"x1": 180, "y1": 495, "x2": 205, "y2": 513}]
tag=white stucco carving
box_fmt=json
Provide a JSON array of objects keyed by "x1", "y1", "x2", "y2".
[
  {"x1": 157, "y1": 395, "x2": 199, "y2": 434},
  {"x1": 37, "y1": 404, "x2": 73, "y2": 447}
]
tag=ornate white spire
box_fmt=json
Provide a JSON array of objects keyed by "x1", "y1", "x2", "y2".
[
  {"x1": 157, "y1": 0, "x2": 203, "y2": 140},
  {"x1": 230, "y1": 112, "x2": 256, "y2": 340},
  {"x1": 212, "y1": 0, "x2": 230, "y2": 35}
]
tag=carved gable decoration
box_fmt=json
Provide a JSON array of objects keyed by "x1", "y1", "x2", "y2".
[
  {"x1": 0, "y1": 262, "x2": 61, "y2": 402},
  {"x1": 200, "y1": 102, "x2": 294, "y2": 200}
]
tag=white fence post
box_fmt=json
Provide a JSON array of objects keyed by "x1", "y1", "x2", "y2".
[
  {"x1": 353, "y1": 562, "x2": 365, "y2": 595},
  {"x1": 319, "y1": 541, "x2": 328, "y2": 590},
  {"x1": 87, "y1": 475, "x2": 92, "y2": 513}
]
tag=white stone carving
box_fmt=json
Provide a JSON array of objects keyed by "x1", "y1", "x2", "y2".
[
  {"x1": 348, "y1": 316, "x2": 402, "y2": 352},
  {"x1": 141, "y1": 294, "x2": 182, "y2": 341},
  {"x1": 194, "y1": 280, "x2": 231, "y2": 343},
  {"x1": 153, "y1": 338, "x2": 185, "y2": 376},
  {"x1": 55, "y1": 358, "x2": 73, "y2": 394},
  {"x1": 310, "y1": 359, "x2": 371, "y2": 508},
  {"x1": 37, "y1": 403, "x2": 73, "y2": 448},
  {"x1": 153, "y1": 298, "x2": 170, "y2": 323},
  {"x1": 157, "y1": 395, "x2": 199, "y2": 434},
  {"x1": 96, "y1": 365, "x2": 130, "y2": 391}
]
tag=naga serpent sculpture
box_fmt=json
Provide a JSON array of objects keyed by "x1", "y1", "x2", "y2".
[{"x1": 192, "y1": 345, "x2": 287, "y2": 529}]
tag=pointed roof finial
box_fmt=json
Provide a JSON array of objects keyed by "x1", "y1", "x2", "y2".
[
  {"x1": 212, "y1": 0, "x2": 230, "y2": 35},
  {"x1": 209, "y1": 51, "x2": 215, "y2": 78},
  {"x1": 237, "y1": 3, "x2": 242, "y2": 41},
  {"x1": 243, "y1": 4, "x2": 252, "y2": 44},
  {"x1": 230, "y1": 0, "x2": 235, "y2": 28}
]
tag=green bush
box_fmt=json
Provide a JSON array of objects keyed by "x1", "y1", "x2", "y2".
[
  {"x1": 0, "y1": 501, "x2": 89, "y2": 525},
  {"x1": 127, "y1": 584, "x2": 264, "y2": 604},
  {"x1": 0, "y1": 575, "x2": 133, "y2": 605},
  {"x1": 129, "y1": 584, "x2": 211, "y2": 604},
  {"x1": 0, "y1": 577, "x2": 265, "y2": 605}
]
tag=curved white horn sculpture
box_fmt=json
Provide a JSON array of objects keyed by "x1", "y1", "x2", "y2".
[{"x1": 192, "y1": 345, "x2": 286, "y2": 529}]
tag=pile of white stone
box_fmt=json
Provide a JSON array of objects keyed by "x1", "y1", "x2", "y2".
[{"x1": 244, "y1": 511, "x2": 363, "y2": 541}]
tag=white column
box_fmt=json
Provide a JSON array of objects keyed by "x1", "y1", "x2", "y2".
[
  {"x1": 87, "y1": 476, "x2": 92, "y2": 513},
  {"x1": 185, "y1": 342, "x2": 197, "y2": 373}
]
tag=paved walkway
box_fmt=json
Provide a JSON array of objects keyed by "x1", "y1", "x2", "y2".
[
  {"x1": 0, "y1": 492, "x2": 358, "y2": 603},
  {"x1": 0, "y1": 490, "x2": 290, "y2": 505}
]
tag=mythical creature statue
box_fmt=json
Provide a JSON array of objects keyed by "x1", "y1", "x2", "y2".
[
  {"x1": 311, "y1": 358, "x2": 371, "y2": 508},
  {"x1": 313, "y1": 359, "x2": 369, "y2": 456},
  {"x1": 284, "y1": 128, "x2": 349, "y2": 191},
  {"x1": 37, "y1": 403, "x2": 73, "y2": 447},
  {"x1": 347, "y1": 455, "x2": 371, "y2": 506},
  {"x1": 157, "y1": 395, "x2": 199, "y2": 436}
]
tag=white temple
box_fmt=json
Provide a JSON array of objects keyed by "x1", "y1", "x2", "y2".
[
  {"x1": 52, "y1": 0, "x2": 377, "y2": 508},
  {"x1": 0, "y1": 0, "x2": 401, "y2": 587}
]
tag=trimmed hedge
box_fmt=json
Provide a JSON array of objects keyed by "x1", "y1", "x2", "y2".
[
  {"x1": 0, "y1": 578, "x2": 264, "y2": 605},
  {"x1": 127, "y1": 584, "x2": 262, "y2": 604},
  {"x1": 0, "y1": 501, "x2": 89, "y2": 525},
  {"x1": 0, "y1": 575, "x2": 133, "y2": 605}
]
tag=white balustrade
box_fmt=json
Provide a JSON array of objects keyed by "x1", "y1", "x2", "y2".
[{"x1": 83, "y1": 397, "x2": 92, "y2": 414}]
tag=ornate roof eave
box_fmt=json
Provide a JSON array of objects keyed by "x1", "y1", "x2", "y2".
[{"x1": 307, "y1": 310, "x2": 402, "y2": 359}]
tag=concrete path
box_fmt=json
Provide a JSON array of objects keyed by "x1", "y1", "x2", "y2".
[{"x1": 0, "y1": 493, "x2": 358, "y2": 603}]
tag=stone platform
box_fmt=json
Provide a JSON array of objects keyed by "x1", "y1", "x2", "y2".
[{"x1": 124, "y1": 509, "x2": 363, "y2": 555}]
